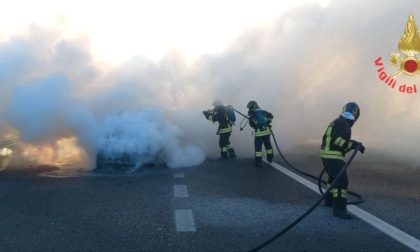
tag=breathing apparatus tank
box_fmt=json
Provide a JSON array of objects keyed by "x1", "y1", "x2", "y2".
[
  {"x1": 226, "y1": 105, "x2": 236, "y2": 125},
  {"x1": 255, "y1": 108, "x2": 267, "y2": 130}
]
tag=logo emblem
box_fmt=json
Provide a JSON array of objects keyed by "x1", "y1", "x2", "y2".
[{"x1": 389, "y1": 13, "x2": 420, "y2": 76}]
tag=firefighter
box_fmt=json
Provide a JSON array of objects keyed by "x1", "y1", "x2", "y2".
[
  {"x1": 203, "y1": 100, "x2": 236, "y2": 160},
  {"x1": 247, "y1": 100, "x2": 274, "y2": 166},
  {"x1": 320, "y1": 102, "x2": 365, "y2": 219}
]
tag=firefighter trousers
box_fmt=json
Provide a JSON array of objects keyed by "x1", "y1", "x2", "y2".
[
  {"x1": 219, "y1": 133, "x2": 236, "y2": 160},
  {"x1": 321, "y1": 158, "x2": 349, "y2": 212},
  {"x1": 254, "y1": 134, "x2": 273, "y2": 165}
]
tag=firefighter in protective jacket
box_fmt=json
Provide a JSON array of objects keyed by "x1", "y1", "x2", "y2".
[
  {"x1": 203, "y1": 100, "x2": 236, "y2": 160},
  {"x1": 320, "y1": 102, "x2": 365, "y2": 219},
  {"x1": 247, "y1": 100, "x2": 274, "y2": 166}
]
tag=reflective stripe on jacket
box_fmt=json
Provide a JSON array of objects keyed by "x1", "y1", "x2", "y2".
[
  {"x1": 320, "y1": 117, "x2": 353, "y2": 160},
  {"x1": 206, "y1": 107, "x2": 232, "y2": 135}
]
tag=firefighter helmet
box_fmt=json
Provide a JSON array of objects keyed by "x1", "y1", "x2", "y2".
[
  {"x1": 247, "y1": 100, "x2": 258, "y2": 110},
  {"x1": 341, "y1": 102, "x2": 360, "y2": 121}
]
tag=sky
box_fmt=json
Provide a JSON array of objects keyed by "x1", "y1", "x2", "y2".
[
  {"x1": 1, "y1": 0, "x2": 420, "y2": 171},
  {"x1": 0, "y1": 0, "x2": 329, "y2": 64}
]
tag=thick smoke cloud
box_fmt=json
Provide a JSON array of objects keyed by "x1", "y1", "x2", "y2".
[
  {"x1": 0, "y1": 25, "x2": 207, "y2": 169},
  {"x1": 1, "y1": 0, "x2": 420, "y2": 170},
  {"x1": 202, "y1": 0, "x2": 420, "y2": 166}
]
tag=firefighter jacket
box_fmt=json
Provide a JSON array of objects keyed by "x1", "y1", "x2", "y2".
[
  {"x1": 205, "y1": 107, "x2": 232, "y2": 135},
  {"x1": 248, "y1": 109, "x2": 273, "y2": 137},
  {"x1": 320, "y1": 116, "x2": 355, "y2": 160}
]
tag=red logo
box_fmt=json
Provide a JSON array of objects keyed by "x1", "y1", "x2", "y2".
[{"x1": 375, "y1": 13, "x2": 420, "y2": 94}]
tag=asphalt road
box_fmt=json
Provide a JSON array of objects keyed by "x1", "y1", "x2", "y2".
[{"x1": 0, "y1": 154, "x2": 419, "y2": 252}]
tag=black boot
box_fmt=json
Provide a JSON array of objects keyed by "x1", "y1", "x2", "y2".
[
  {"x1": 324, "y1": 192, "x2": 333, "y2": 207},
  {"x1": 219, "y1": 151, "x2": 228, "y2": 161},
  {"x1": 324, "y1": 185, "x2": 333, "y2": 207},
  {"x1": 333, "y1": 209, "x2": 352, "y2": 219},
  {"x1": 267, "y1": 153, "x2": 273, "y2": 163},
  {"x1": 333, "y1": 189, "x2": 352, "y2": 219},
  {"x1": 228, "y1": 148, "x2": 236, "y2": 159},
  {"x1": 254, "y1": 156, "x2": 262, "y2": 167}
]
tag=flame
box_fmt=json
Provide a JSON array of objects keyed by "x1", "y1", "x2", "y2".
[
  {"x1": 398, "y1": 13, "x2": 420, "y2": 57},
  {"x1": 0, "y1": 147, "x2": 13, "y2": 156},
  {"x1": 55, "y1": 137, "x2": 86, "y2": 169},
  {"x1": 21, "y1": 137, "x2": 86, "y2": 169},
  {"x1": 21, "y1": 145, "x2": 56, "y2": 164}
]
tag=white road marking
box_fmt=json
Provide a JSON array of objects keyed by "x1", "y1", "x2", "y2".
[
  {"x1": 174, "y1": 185, "x2": 189, "y2": 198},
  {"x1": 173, "y1": 172, "x2": 196, "y2": 232},
  {"x1": 348, "y1": 205, "x2": 420, "y2": 251},
  {"x1": 175, "y1": 209, "x2": 196, "y2": 232},
  {"x1": 173, "y1": 171, "x2": 185, "y2": 178},
  {"x1": 267, "y1": 160, "x2": 420, "y2": 252}
]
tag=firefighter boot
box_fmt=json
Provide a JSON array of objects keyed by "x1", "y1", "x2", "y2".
[
  {"x1": 267, "y1": 153, "x2": 274, "y2": 163},
  {"x1": 267, "y1": 149, "x2": 273, "y2": 163},
  {"x1": 324, "y1": 184, "x2": 333, "y2": 207},
  {"x1": 219, "y1": 151, "x2": 229, "y2": 161},
  {"x1": 333, "y1": 189, "x2": 352, "y2": 219},
  {"x1": 254, "y1": 156, "x2": 263, "y2": 167},
  {"x1": 228, "y1": 147, "x2": 236, "y2": 159}
]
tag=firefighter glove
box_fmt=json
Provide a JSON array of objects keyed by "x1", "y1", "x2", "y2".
[{"x1": 351, "y1": 141, "x2": 365, "y2": 154}]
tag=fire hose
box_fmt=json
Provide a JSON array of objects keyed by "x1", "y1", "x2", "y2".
[
  {"x1": 248, "y1": 148, "x2": 360, "y2": 251},
  {"x1": 233, "y1": 108, "x2": 363, "y2": 204},
  {"x1": 232, "y1": 108, "x2": 363, "y2": 251}
]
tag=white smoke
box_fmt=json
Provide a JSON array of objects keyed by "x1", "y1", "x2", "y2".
[
  {"x1": 197, "y1": 0, "x2": 420, "y2": 166},
  {"x1": 1, "y1": 67, "x2": 206, "y2": 169},
  {"x1": 92, "y1": 109, "x2": 205, "y2": 168},
  {"x1": 0, "y1": 25, "x2": 207, "y2": 170},
  {"x1": 1, "y1": 0, "x2": 420, "y2": 170}
]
